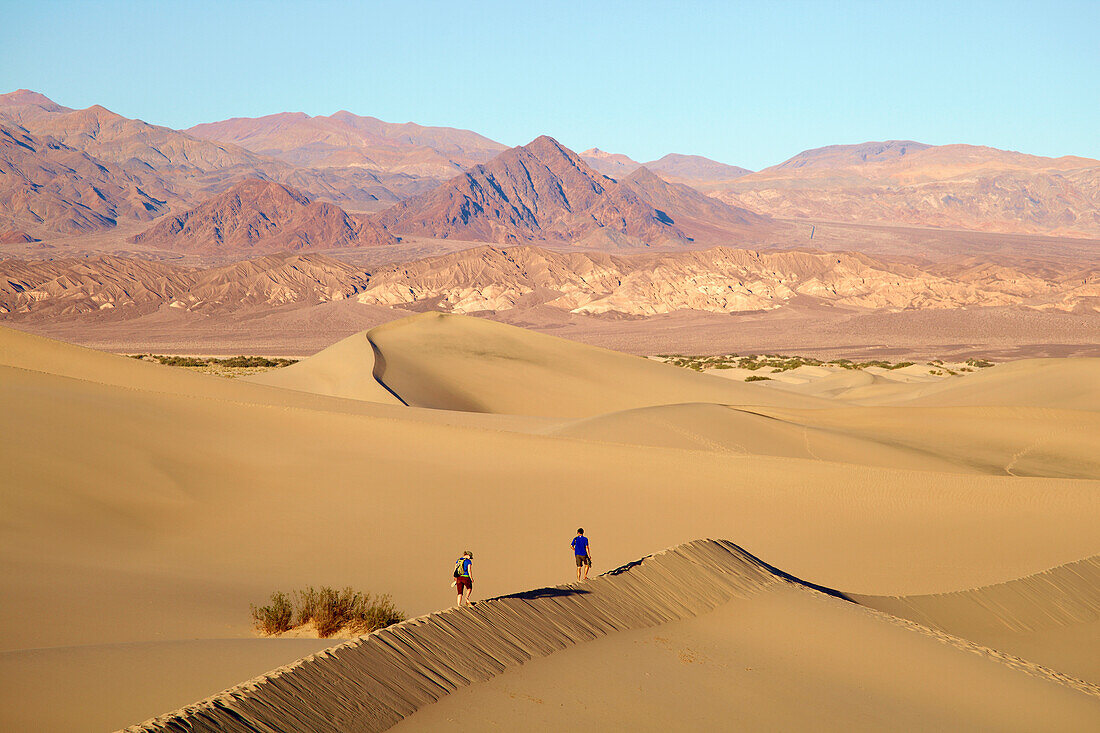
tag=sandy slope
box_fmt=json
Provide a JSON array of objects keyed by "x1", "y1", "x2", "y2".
[
  {"x1": 366, "y1": 312, "x2": 830, "y2": 416},
  {"x1": 857, "y1": 555, "x2": 1100, "y2": 685},
  {"x1": 130, "y1": 541, "x2": 1100, "y2": 732},
  {"x1": 864, "y1": 358, "x2": 1100, "y2": 410},
  {"x1": 245, "y1": 331, "x2": 404, "y2": 405},
  {"x1": 395, "y1": 586, "x2": 1098, "y2": 732},
  {"x1": 0, "y1": 639, "x2": 334, "y2": 733},
  {"x1": 2, "y1": 314, "x2": 1099, "y2": 730}
]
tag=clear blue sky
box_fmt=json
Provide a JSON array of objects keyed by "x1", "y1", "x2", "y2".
[{"x1": 3, "y1": 0, "x2": 1097, "y2": 170}]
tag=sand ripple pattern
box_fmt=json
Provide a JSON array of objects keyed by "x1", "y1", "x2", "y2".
[
  {"x1": 125, "y1": 540, "x2": 785, "y2": 732},
  {"x1": 125, "y1": 541, "x2": 1100, "y2": 732}
]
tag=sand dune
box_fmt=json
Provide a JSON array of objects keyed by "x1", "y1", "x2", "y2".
[
  {"x1": 863, "y1": 358, "x2": 1100, "y2": 410},
  {"x1": 367, "y1": 312, "x2": 828, "y2": 416},
  {"x1": 858, "y1": 555, "x2": 1100, "y2": 685},
  {"x1": 245, "y1": 331, "x2": 404, "y2": 405},
  {"x1": 736, "y1": 405, "x2": 1100, "y2": 479},
  {"x1": 129, "y1": 541, "x2": 1100, "y2": 732},
  {"x1": 2, "y1": 314, "x2": 1099, "y2": 730},
  {"x1": 547, "y1": 403, "x2": 984, "y2": 473}
]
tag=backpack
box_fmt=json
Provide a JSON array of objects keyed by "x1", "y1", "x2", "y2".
[{"x1": 454, "y1": 557, "x2": 466, "y2": 577}]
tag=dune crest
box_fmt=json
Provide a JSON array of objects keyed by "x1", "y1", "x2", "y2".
[
  {"x1": 244, "y1": 331, "x2": 403, "y2": 405},
  {"x1": 365, "y1": 312, "x2": 828, "y2": 416},
  {"x1": 127, "y1": 540, "x2": 1100, "y2": 732},
  {"x1": 857, "y1": 555, "x2": 1100, "y2": 684}
]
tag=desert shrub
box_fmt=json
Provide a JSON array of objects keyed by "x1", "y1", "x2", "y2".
[
  {"x1": 255, "y1": 586, "x2": 404, "y2": 638},
  {"x1": 294, "y1": 586, "x2": 323, "y2": 627},
  {"x1": 213, "y1": 356, "x2": 297, "y2": 368},
  {"x1": 140, "y1": 354, "x2": 298, "y2": 369},
  {"x1": 887, "y1": 362, "x2": 915, "y2": 370},
  {"x1": 745, "y1": 375, "x2": 772, "y2": 382},
  {"x1": 349, "y1": 594, "x2": 404, "y2": 634},
  {"x1": 965, "y1": 358, "x2": 994, "y2": 368},
  {"x1": 251, "y1": 591, "x2": 293, "y2": 635},
  {"x1": 154, "y1": 355, "x2": 209, "y2": 367},
  {"x1": 307, "y1": 586, "x2": 359, "y2": 637}
]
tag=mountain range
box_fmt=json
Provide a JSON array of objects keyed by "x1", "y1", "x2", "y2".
[
  {"x1": 717, "y1": 141, "x2": 1100, "y2": 237},
  {"x1": 4, "y1": 89, "x2": 1099, "y2": 247},
  {"x1": 372, "y1": 135, "x2": 771, "y2": 246},
  {"x1": 130, "y1": 179, "x2": 396, "y2": 251},
  {"x1": 580, "y1": 148, "x2": 752, "y2": 185},
  {"x1": 185, "y1": 111, "x2": 507, "y2": 178}
]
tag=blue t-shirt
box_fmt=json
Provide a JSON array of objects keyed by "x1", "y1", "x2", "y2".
[
  {"x1": 571, "y1": 536, "x2": 589, "y2": 556},
  {"x1": 456, "y1": 557, "x2": 472, "y2": 577}
]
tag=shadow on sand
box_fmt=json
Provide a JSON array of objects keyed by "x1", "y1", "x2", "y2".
[{"x1": 494, "y1": 587, "x2": 593, "y2": 601}]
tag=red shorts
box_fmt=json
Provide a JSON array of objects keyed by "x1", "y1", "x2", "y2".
[{"x1": 456, "y1": 575, "x2": 472, "y2": 592}]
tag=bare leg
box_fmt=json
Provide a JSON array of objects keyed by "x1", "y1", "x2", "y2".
[
  {"x1": 582, "y1": 560, "x2": 590, "y2": 581},
  {"x1": 576, "y1": 562, "x2": 582, "y2": 581}
]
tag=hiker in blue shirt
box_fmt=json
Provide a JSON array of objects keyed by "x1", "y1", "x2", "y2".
[
  {"x1": 453, "y1": 550, "x2": 474, "y2": 607},
  {"x1": 571, "y1": 528, "x2": 592, "y2": 581}
]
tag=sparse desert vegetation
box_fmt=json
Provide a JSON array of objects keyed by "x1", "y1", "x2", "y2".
[
  {"x1": 656, "y1": 353, "x2": 972, "y2": 373},
  {"x1": 128, "y1": 353, "x2": 298, "y2": 378},
  {"x1": 654, "y1": 352, "x2": 997, "y2": 383},
  {"x1": 251, "y1": 587, "x2": 405, "y2": 638}
]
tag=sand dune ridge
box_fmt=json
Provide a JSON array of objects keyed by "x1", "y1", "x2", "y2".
[{"x1": 126, "y1": 540, "x2": 1100, "y2": 732}]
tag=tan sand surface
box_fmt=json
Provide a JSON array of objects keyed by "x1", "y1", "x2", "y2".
[
  {"x1": 856, "y1": 555, "x2": 1100, "y2": 684},
  {"x1": 244, "y1": 330, "x2": 404, "y2": 405},
  {"x1": 862, "y1": 358, "x2": 1100, "y2": 410},
  {"x1": 2, "y1": 314, "x2": 1099, "y2": 730},
  {"x1": 546, "y1": 403, "x2": 984, "y2": 473},
  {"x1": 128, "y1": 541, "x2": 1100, "y2": 732},
  {"x1": 367, "y1": 312, "x2": 831, "y2": 416},
  {"x1": 0, "y1": 638, "x2": 334, "y2": 732},
  {"x1": 394, "y1": 586, "x2": 1099, "y2": 732},
  {"x1": 732, "y1": 405, "x2": 1100, "y2": 479}
]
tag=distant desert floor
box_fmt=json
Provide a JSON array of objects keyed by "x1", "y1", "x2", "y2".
[
  {"x1": 1, "y1": 312, "x2": 1099, "y2": 730},
  {"x1": 5, "y1": 298, "x2": 1099, "y2": 361}
]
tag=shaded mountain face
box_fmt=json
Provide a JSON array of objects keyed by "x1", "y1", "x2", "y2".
[
  {"x1": 0, "y1": 122, "x2": 168, "y2": 235},
  {"x1": 621, "y1": 166, "x2": 774, "y2": 242},
  {"x1": 0, "y1": 228, "x2": 40, "y2": 244},
  {"x1": 186, "y1": 111, "x2": 506, "y2": 179},
  {"x1": 3, "y1": 245, "x2": 1094, "y2": 322},
  {"x1": 715, "y1": 141, "x2": 1100, "y2": 237},
  {"x1": 130, "y1": 179, "x2": 396, "y2": 252},
  {"x1": 373, "y1": 136, "x2": 693, "y2": 246}
]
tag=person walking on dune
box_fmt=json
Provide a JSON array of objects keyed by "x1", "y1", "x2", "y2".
[
  {"x1": 454, "y1": 550, "x2": 474, "y2": 607},
  {"x1": 571, "y1": 528, "x2": 592, "y2": 581}
]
